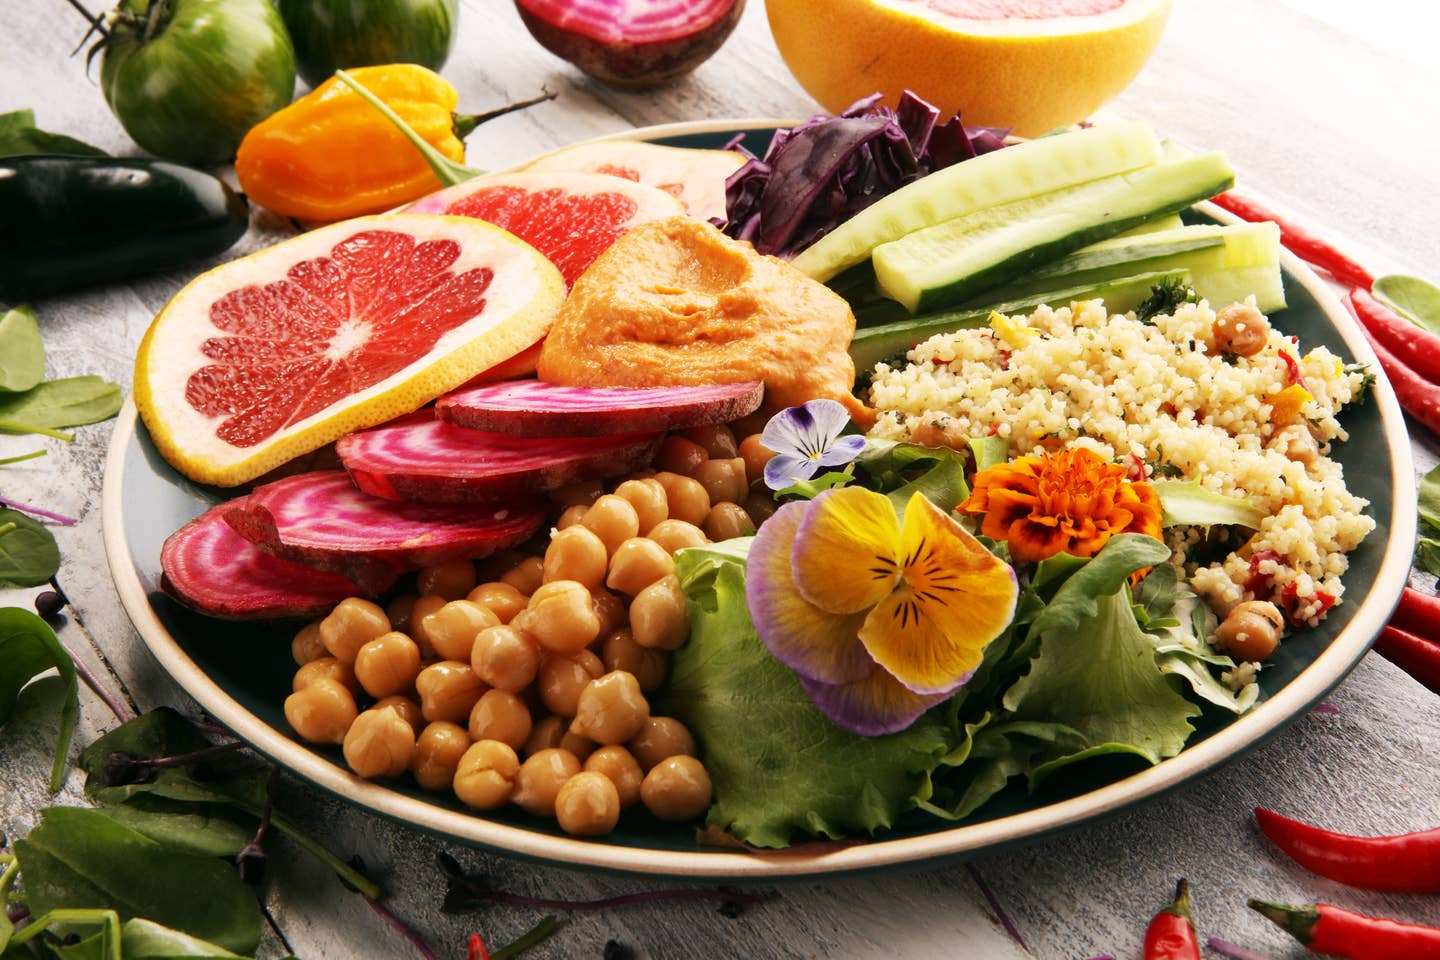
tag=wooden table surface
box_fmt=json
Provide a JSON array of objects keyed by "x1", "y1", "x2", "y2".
[{"x1": 4, "y1": 2, "x2": 1440, "y2": 958}]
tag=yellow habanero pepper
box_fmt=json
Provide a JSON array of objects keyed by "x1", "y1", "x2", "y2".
[{"x1": 235, "y1": 64, "x2": 470, "y2": 221}]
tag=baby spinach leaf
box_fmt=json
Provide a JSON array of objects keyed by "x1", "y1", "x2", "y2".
[
  {"x1": 1374, "y1": 274, "x2": 1440, "y2": 337},
  {"x1": 0, "y1": 109, "x2": 108, "y2": 158},
  {"x1": 0, "y1": 305, "x2": 44, "y2": 393},
  {"x1": 97, "y1": 798, "x2": 256, "y2": 859},
  {"x1": 0, "y1": 854, "x2": 19, "y2": 952},
  {"x1": 118, "y1": 916, "x2": 252, "y2": 958},
  {"x1": 12, "y1": 807, "x2": 262, "y2": 955},
  {"x1": 0, "y1": 607, "x2": 77, "y2": 790},
  {"x1": 0, "y1": 376, "x2": 122, "y2": 436},
  {"x1": 0, "y1": 508, "x2": 61, "y2": 588}
]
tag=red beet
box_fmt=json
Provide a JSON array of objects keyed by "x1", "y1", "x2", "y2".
[
  {"x1": 515, "y1": 0, "x2": 745, "y2": 89},
  {"x1": 435, "y1": 379, "x2": 764, "y2": 436},
  {"x1": 223, "y1": 470, "x2": 546, "y2": 592},
  {"x1": 161, "y1": 502, "x2": 366, "y2": 620},
  {"x1": 336, "y1": 411, "x2": 661, "y2": 503}
]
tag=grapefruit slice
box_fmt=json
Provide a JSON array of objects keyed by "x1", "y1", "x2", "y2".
[
  {"x1": 405, "y1": 171, "x2": 685, "y2": 287},
  {"x1": 521, "y1": 140, "x2": 747, "y2": 223},
  {"x1": 765, "y1": 0, "x2": 1172, "y2": 136},
  {"x1": 134, "y1": 214, "x2": 565, "y2": 488}
]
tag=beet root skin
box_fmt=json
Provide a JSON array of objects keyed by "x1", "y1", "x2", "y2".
[
  {"x1": 515, "y1": 0, "x2": 746, "y2": 89},
  {"x1": 435, "y1": 379, "x2": 764, "y2": 436}
]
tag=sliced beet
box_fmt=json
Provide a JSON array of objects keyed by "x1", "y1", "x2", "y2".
[
  {"x1": 224, "y1": 470, "x2": 546, "y2": 592},
  {"x1": 161, "y1": 502, "x2": 367, "y2": 621},
  {"x1": 435, "y1": 379, "x2": 765, "y2": 436},
  {"x1": 337, "y1": 411, "x2": 661, "y2": 503}
]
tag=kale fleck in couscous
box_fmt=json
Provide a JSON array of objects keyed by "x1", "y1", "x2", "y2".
[{"x1": 866, "y1": 297, "x2": 1374, "y2": 628}]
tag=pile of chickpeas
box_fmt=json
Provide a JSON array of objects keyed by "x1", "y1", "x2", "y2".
[{"x1": 282, "y1": 421, "x2": 777, "y2": 837}]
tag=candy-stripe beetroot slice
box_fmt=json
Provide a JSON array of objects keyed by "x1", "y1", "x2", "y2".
[
  {"x1": 435, "y1": 379, "x2": 765, "y2": 436},
  {"x1": 223, "y1": 470, "x2": 545, "y2": 591},
  {"x1": 161, "y1": 502, "x2": 369, "y2": 620},
  {"x1": 337, "y1": 411, "x2": 661, "y2": 503}
]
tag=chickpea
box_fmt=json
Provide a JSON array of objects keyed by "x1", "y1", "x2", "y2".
[
  {"x1": 422, "y1": 599, "x2": 499, "y2": 662},
  {"x1": 501, "y1": 556, "x2": 545, "y2": 596},
  {"x1": 602, "y1": 629, "x2": 668, "y2": 692},
  {"x1": 584, "y1": 745, "x2": 644, "y2": 807},
  {"x1": 640, "y1": 756, "x2": 712, "y2": 822},
  {"x1": 1271, "y1": 423, "x2": 1320, "y2": 466},
  {"x1": 372, "y1": 695, "x2": 424, "y2": 734},
  {"x1": 648, "y1": 519, "x2": 708, "y2": 555},
  {"x1": 293, "y1": 656, "x2": 360, "y2": 694},
  {"x1": 524, "y1": 714, "x2": 567, "y2": 757},
  {"x1": 453, "y1": 740, "x2": 520, "y2": 810},
  {"x1": 512, "y1": 748, "x2": 582, "y2": 817},
  {"x1": 468, "y1": 689, "x2": 534, "y2": 750},
  {"x1": 628, "y1": 716, "x2": 698, "y2": 772},
  {"x1": 606, "y1": 538, "x2": 675, "y2": 596},
  {"x1": 291, "y1": 621, "x2": 326, "y2": 666},
  {"x1": 414, "y1": 660, "x2": 487, "y2": 724},
  {"x1": 538, "y1": 649, "x2": 605, "y2": 717},
  {"x1": 1212, "y1": 302, "x2": 1272, "y2": 357},
  {"x1": 744, "y1": 489, "x2": 778, "y2": 527},
  {"x1": 319, "y1": 598, "x2": 390, "y2": 664},
  {"x1": 681, "y1": 423, "x2": 738, "y2": 460},
  {"x1": 556, "y1": 504, "x2": 589, "y2": 530},
  {"x1": 525, "y1": 580, "x2": 601, "y2": 653},
  {"x1": 555, "y1": 771, "x2": 621, "y2": 836},
  {"x1": 614, "y1": 478, "x2": 668, "y2": 535},
  {"x1": 738, "y1": 433, "x2": 776, "y2": 485},
  {"x1": 589, "y1": 587, "x2": 627, "y2": 639},
  {"x1": 468, "y1": 581, "x2": 528, "y2": 623},
  {"x1": 703, "y1": 502, "x2": 755, "y2": 541},
  {"x1": 353, "y1": 631, "x2": 422, "y2": 699},
  {"x1": 284, "y1": 678, "x2": 358, "y2": 744},
  {"x1": 416, "y1": 559, "x2": 478, "y2": 601},
  {"x1": 571, "y1": 671, "x2": 650, "y2": 745},
  {"x1": 543, "y1": 525, "x2": 609, "y2": 589},
  {"x1": 407, "y1": 594, "x2": 447, "y2": 660},
  {"x1": 630, "y1": 575, "x2": 689, "y2": 650},
  {"x1": 1214, "y1": 600, "x2": 1285, "y2": 663},
  {"x1": 654, "y1": 472, "x2": 711, "y2": 527},
  {"x1": 471, "y1": 624, "x2": 542, "y2": 691},
  {"x1": 343, "y1": 706, "x2": 416, "y2": 779},
  {"x1": 691, "y1": 457, "x2": 748, "y2": 505},
  {"x1": 411, "y1": 721, "x2": 470, "y2": 792},
  {"x1": 655, "y1": 435, "x2": 710, "y2": 475},
  {"x1": 384, "y1": 593, "x2": 419, "y2": 633},
  {"x1": 552, "y1": 479, "x2": 605, "y2": 508},
  {"x1": 581, "y1": 495, "x2": 641, "y2": 556},
  {"x1": 559, "y1": 729, "x2": 597, "y2": 763}
]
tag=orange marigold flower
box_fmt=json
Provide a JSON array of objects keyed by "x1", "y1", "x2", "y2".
[{"x1": 962, "y1": 447, "x2": 1163, "y2": 564}]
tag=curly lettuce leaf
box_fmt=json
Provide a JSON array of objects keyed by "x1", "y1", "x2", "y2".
[
  {"x1": 1135, "y1": 566, "x2": 1256, "y2": 714},
  {"x1": 1152, "y1": 479, "x2": 1266, "y2": 530},
  {"x1": 662, "y1": 541, "x2": 950, "y2": 848},
  {"x1": 915, "y1": 714, "x2": 1087, "y2": 820}
]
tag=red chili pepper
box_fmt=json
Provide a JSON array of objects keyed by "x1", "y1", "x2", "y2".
[
  {"x1": 1373, "y1": 624, "x2": 1440, "y2": 696},
  {"x1": 467, "y1": 932, "x2": 490, "y2": 960},
  {"x1": 1243, "y1": 548, "x2": 1285, "y2": 594},
  {"x1": 1278, "y1": 349, "x2": 1307, "y2": 388},
  {"x1": 1210, "y1": 191, "x2": 1375, "y2": 289},
  {"x1": 1349, "y1": 287, "x2": 1440, "y2": 382},
  {"x1": 1254, "y1": 807, "x2": 1440, "y2": 893},
  {"x1": 1279, "y1": 582, "x2": 1336, "y2": 626},
  {"x1": 1391, "y1": 586, "x2": 1440, "y2": 637},
  {"x1": 1346, "y1": 299, "x2": 1440, "y2": 435},
  {"x1": 1249, "y1": 900, "x2": 1440, "y2": 959},
  {"x1": 1143, "y1": 879, "x2": 1200, "y2": 960}
]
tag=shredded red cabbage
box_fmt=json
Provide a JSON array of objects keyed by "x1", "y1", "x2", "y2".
[{"x1": 717, "y1": 91, "x2": 1008, "y2": 259}]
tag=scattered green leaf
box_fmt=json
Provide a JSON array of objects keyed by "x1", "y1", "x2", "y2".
[
  {"x1": 0, "y1": 448, "x2": 45, "y2": 466},
  {"x1": 1135, "y1": 276, "x2": 1199, "y2": 324},
  {"x1": 0, "y1": 507, "x2": 61, "y2": 587},
  {"x1": 1415, "y1": 461, "x2": 1440, "y2": 577},
  {"x1": 0, "y1": 375, "x2": 122, "y2": 437},
  {"x1": 1373, "y1": 274, "x2": 1440, "y2": 337},
  {"x1": 0, "y1": 607, "x2": 78, "y2": 791},
  {"x1": 96, "y1": 798, "x2": 256, "y2": 859},
  {"x1": 0, "y1": 109, "x2": 108, "y2": 159},
  {"x1": 0, "y1": 305, "x2": 44, "y2": 393}
]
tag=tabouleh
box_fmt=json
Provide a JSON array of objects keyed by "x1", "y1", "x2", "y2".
[{"x1": 866, "y1": 296, "x2": 1374, "y2": 630}]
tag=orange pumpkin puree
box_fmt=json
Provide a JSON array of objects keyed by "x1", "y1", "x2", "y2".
[{"x1": 537, "y1": 216, "x2": 872, "y2": 425}]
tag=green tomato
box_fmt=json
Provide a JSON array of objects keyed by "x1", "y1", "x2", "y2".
[
  {"x1": 278, "y1": 0, "x2": 460, "y2": 88},
  {"x1": 100, "y1": 0, "x2": 296, "y2": 165}
]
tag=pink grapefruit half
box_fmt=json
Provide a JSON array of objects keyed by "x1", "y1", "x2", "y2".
[{"x1": 521, "y1": 140, "x2": 747, "y2": 223}]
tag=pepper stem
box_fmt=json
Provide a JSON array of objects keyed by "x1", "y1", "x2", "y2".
[
  {"x1": 452, "y1": 88, "x2": 557, "y2": 139},
  {"x1": 334, "y1": 68, "x2": 482, "y2": 189},
  {"x1": 1168, "y1": 878, "x2": 1194, "y2": 923},
  {"x1": 1247, "y1": 899, "x2": 1320, "y2": 945}
]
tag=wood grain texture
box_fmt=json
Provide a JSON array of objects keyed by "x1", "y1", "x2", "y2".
[{"x1": 3, "y1": 2, "x2": 1439, "y2": 958}]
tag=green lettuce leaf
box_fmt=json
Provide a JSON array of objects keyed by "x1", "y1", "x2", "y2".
[
  {"x1": 915, "y1": 714, "x2": 1086, "y2": 820},
  {"x1": 855, "y1": 439, "x2": 972, "y2": 515},
  {"x1": 661, "y1": 542, "x2": 950, "y2": 848},
  {"x1": 1152, "y1": 479, "x2": 1266, "y2": 530}
]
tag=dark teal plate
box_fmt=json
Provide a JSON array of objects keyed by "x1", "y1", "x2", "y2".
[{"x1": 101, "y1": 121, "x2": 1416, "y2": 879}]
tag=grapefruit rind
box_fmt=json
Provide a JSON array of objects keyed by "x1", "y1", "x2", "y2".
[
  {"x1": 134, "y1": 214, "x2": 565, "y2": 488},
  {"x1": 519, "y1": 141, "x2": 747, "y2": 223}
]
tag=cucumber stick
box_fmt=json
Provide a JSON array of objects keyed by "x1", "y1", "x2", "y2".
[
  {"x1": 791, "y1": 122, "x2": 1165, "y2": 282},
  {"x1": 974, "y1": 221, "x2": 1286, "y2": 314},
  {"x1": 850, "y1": 269, "x2": 1189, "y2": 375},
  {"x1": 871, "y1": 151, "x2": 1236, "y2": 313}
]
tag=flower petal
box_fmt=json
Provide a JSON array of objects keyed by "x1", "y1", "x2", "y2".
[
  {"x1": 798, "y1": 663, "x2": 950, "y2": 736},
  {"x1": 815, "y1": 433, "x2": 867, "y2": 468},
  {"x1": 746, "y1": 499, "x2": 873, "y2": 684},
  {"x1": 860, "y1": 493, "x2": 1018, "y2": 694},
  {"x1": 792, "y1": 486, "x2": 902, "y2": 614},
  {"x1": 764, "y1": 452, "x2": 820, "y2": 490},
  {"x1": 760, "y1": 398, "x2": 849, "y2": 459}
]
